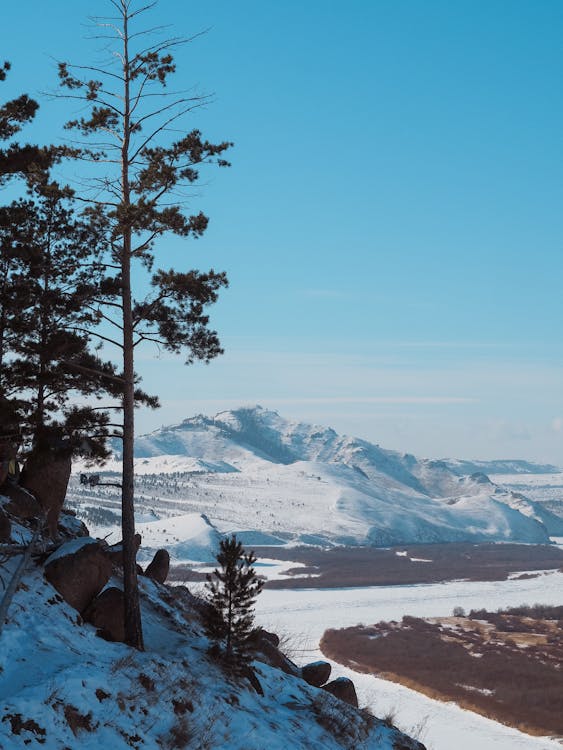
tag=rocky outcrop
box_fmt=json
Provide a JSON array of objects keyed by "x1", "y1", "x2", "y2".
[
  {"x1": 58, "y1": 510, "x2": 89, "y2": 539},
  {"x1": 44, "y1": 538, "x2": 112, "y2": 613},
  {"x1": 144, "y1": 549, "x2": 170, "y2": 584},
  {"x1": 322, "y1": 677, "x2": 358, "y2": 707},
  {"x1": 1, "y1": 484, "x2": 41, "y2": 521},
  {"x1": 258, "y1": 629, "x2": 280, "y2": 648},
  {"x1": 302, "y1": 660, "x2": 331, "y2": 687},
  {"x1": 83, "y1": 587, "x2": 125, "y2": 642},
  {"x1": 20, "y1": 450, "x2": 71, "y2": 536},
  {"x1": 255, "y1": 633, "x2": 300, "y2": 678},
  {"x1": 105, "y1": 534, "x2": 142, "y2": 567}
]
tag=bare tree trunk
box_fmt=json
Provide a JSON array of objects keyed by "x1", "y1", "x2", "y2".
[{"x1": 120, "y1": 3, "x2": 143, "y2": 651}]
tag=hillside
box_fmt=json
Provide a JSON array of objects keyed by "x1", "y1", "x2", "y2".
[
  {"x1": 69, "y1": 407, "x2": 563, "y2": 560},
  {"x1": 0, "y1": 520, "x2": 424, "y2": 750}
]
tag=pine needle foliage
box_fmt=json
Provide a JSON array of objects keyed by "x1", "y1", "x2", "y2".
[{"x1": 204, "y1": 535, "x2": 264, "y2": 671}]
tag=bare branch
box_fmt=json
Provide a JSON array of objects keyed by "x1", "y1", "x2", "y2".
[
  {"x1": 129, "y1": 100, "x2": 208, "y2": 163},
  {"x1": 60, "y1": 360, "x2": 125, "y2": 384},
  {"x1": 69, "y1": 327, "x2": 123, "y2": 349}
]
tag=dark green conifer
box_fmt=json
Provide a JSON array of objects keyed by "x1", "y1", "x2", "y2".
[{"x1": 204, "y1": 535, "x2": 264, "y2": 671}]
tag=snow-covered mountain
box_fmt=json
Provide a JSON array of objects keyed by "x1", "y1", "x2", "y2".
[
  {"x1": 441, "y1": 458, "x2": 561, "y2": 476},
  {"x1": 69, "y1": 406, "x2": 563, "y2": 558}
]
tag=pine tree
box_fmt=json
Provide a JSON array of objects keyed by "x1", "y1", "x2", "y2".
[
  {"x1": 204, "y1": 536, "x2": 264, "y2": 671},
  {"x1": 0, "y1": 178, "x2": 125, "y2": 459},
  {"x1": 55, "y1": 0, "x2": 231, "y2": 649},
  {"x1": 0, "y1": 61, "x2": 57, "y2": 184}
]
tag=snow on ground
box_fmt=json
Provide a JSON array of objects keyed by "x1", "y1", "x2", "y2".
[
  {"x1": 253, "y1": 571, "x2": 563, "y2": 750},
  {"x1": 68, "y1": 408, "x2": 563, "y2": 548},
  {"x1": 0, "y1": 560, "x2": 409, "y2": 750}
]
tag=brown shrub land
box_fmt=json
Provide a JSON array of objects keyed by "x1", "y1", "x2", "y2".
[
  {"x1": 320, "y1": 605, "x2": 563, "y2": 736},
  {"x1": 168, "y1": 542, "x2": 563, "y2": 588}
]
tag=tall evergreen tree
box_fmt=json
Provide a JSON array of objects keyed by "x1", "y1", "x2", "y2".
[
  {"x1": 0, "y1": 61, "x2": 56, "y2": 185},
  {"x1": 56, "y1": 0, "x2": 232, "y2": 649},
  {"x1": 0, "y1": 179, "x2": 124, "y2": 458},
  {"x1": 204, "y1": 536, "x2": 264, "y2": 671}
]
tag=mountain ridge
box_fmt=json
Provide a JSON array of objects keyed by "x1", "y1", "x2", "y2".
[{"x1": 71, "y1": 406, "x2": 563, "y2": 553}]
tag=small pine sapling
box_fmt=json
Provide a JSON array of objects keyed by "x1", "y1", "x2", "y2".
[{"x1": 204, "y1": 535, "x2": 264, "y2": 672}]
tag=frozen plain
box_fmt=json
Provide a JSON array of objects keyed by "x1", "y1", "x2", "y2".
[{"x1": 254, "y1": 569, "x2": 563, "y2": 750}]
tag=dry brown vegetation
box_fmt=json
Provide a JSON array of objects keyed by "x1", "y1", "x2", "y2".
[
  {"x1": 321, "y1": 604, "x2": 563, "y2": 736},
  {"x1": 179, "y1": 542, "x2": 563, "y2": 589},
  {"x1": 169, "y1": 542, "x2": 563, "y2": 588}
]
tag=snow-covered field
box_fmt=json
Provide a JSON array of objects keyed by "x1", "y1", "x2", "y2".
[{"x1": 253, "y1": 571, "x2": 563, "y2": 750}]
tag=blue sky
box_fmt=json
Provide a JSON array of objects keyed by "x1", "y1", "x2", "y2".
[{"x1": 2, "y1": 0, "x2": 563, "y2": 462}]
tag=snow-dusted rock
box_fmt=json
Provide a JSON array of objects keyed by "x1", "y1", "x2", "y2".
[
  {"x1": 0, "y1": 484, "x2": 41, "y2": 521},
  {"x1": 44, "y1": 538, "x2": 112, "y2": 613},
  {"x1": 302, "y1": 660, "x2": 332, "y2": 687},
  {"x1": 83, "y1": 586, "x2": 125, "y2": 642},
  {"x1": 21, "y1": 450, "x2": 71, "y2": 535},
  {"x1": 105, "y1": 533, "x2": 142, "y2": 567},
  {"x1": 323, "y1": 676, "x2": 359, "y2": 707},
  {"x1": 144, "y1": 548, "x2": 170, "y2": 583}
]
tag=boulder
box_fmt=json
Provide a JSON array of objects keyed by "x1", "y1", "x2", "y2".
[
  {"x1": 20, "y1": 450, "x2": 72, "y2": 536},
  {"x1": 0, "y1": 512, "x2": 10, "y2": 542},
  {"x1": 258, "y1": 628, "x2": 280, "y2": 648},
  {"x1": 0, "y1": 483, "x2": 41, "y2": 521},
  {"x1": 144, "y1": 548, "x2": 170, "y2": 584},
  {"x1": 105, "y1": 533, "x2": 142, "y2": 567},
  {"x1": 83, "y1": 587, "x2": 125, "y2": 642},
  {"x1": 302, "y1": 660, "x2": 331, "y2": 687},
  {"x1": 254, "y1": 635, "x2": 300, "y2": 678},
  {"x1": 322, "y1": 677, "x2": 358, "y2": 707},
  {"x1": 44, "y1": 538, "x2": 112, "y2": 613},
  {"x1": 58, "y1": 510, "x2": 89, "y2": 539}
]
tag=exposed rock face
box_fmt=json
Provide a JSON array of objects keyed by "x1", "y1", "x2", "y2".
[
  {"x1": 322, "y1": 677, "x2": 358, "y2": 708},
  {"x1": 255, "y1": 634, "x2": 300, "y2": 678},
  {"x1": 0, "y1": 512, "x2": 10, "y2": 542},
  {"x1": 1, "y1": 483, "x2": 41, "y2": 521},
  {"x1": 258, "y1": 629, "x2": 280, "y2": 648},
  {"x1": 20, "y1": 450, "x2": 72, "y2": 536},
  {"x1": 105, "y1": 533, "x2": 142, "y2": 567},
  {"x1": 83, "y1": 587, "x2": 125, "y2": 642},
  {"x1": 44, "y1": 539, "x2": 112, "y2": 613},
  {"x1": 144, "y1": 549, "x2": 170, "y2": 584},
  {"x1": 302, "y1": 661, "x2": 331, "y2": 687},
  {"x1": 58, "y1": 510, "x2": 89, "y2": 539}
]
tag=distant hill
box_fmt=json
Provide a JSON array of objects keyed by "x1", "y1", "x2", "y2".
[
  {"x1": 70, "y1": 406, "x2": 563, "y2": 557},
  {"x1": 441, "y1": 458, "x2": 561, "y2": 476}
]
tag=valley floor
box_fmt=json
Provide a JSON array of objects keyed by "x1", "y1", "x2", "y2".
[
  {"x1": 320, "y1": 605, "x2": 563, "y2": 737},
  {"x1": 253, "y1": 570, "x2": 563, "y2": 750},
  {"x1": 170, "y1": 542, "x2": 563, "y2": 589}
]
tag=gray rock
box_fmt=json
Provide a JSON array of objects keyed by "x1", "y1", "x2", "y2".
[
  {"x1": 144, "y1": 548, "x2": 170, "y2": 584},
  {"x1": 83, "y1": 587, "x2": 125, "y2": 642},
  {"x1": 44, "y1": 539, "x2": 112, "y2": 613},
  {"x1": 302, "y1": 660, "x2": 331, "y2": 687},
  {"x1": 322, "y1": 677, "x2": 358, "y2": 707}
]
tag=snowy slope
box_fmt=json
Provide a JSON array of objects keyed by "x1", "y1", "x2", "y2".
[
  {"x1": 0, "y1": 556, "x2": 420, "y2": 750},
  {"x1": 69, "y1": 406, "x2": 560, "y2": 556}
]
